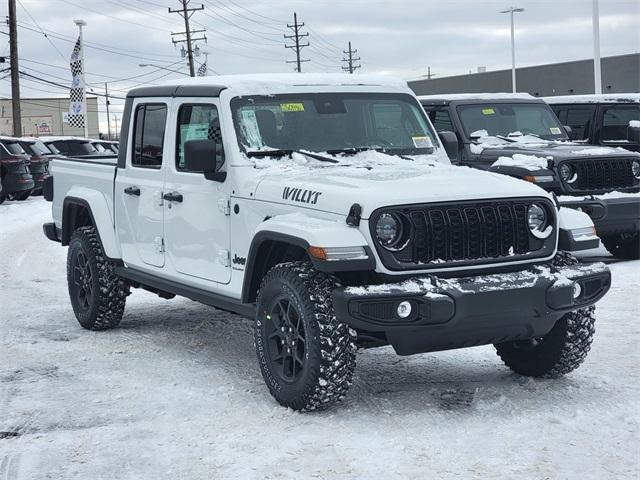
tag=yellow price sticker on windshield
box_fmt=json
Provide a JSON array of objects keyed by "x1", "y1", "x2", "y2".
[
  {"x1": 281, "y1": 103, "x2": 305, "y2": 112},
  {"x1": 482, "y1": 108, "x2": 495, "y2": 115}
]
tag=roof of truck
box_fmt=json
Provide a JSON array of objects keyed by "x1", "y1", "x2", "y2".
[
  {"x1": 127, "y1": 73, "x2": 410, "y2": 98},
  {"x1": 39, "y1": 136, "x2": 92, "y2": 143},
  {"x1": 544, "y1": 93, "x2": 640, "y2": 104},
  {"x1": 418, "y1": 92, "x2": 540, "y2": 105}
]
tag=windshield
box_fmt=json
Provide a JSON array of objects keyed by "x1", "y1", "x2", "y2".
[
  {"x1": 457, "y1": 103, "x2": 568, "y2": 141},
  {"x1": 231, "y1": 93, "x2": 438, "y2": 156},
  {"x1": 3, "y1": 141, "x2": 26, "y2": 155}
]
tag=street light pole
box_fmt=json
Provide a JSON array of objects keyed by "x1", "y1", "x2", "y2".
[
  {"x1": 592, "y1": 0, "x2": 602, "y2": 94},
  {"x1": 501, "y1": 7, "x2": 524, "y2": 93}
]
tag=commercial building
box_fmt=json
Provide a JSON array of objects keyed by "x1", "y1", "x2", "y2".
[
  {"x1": 409, "y1": 53, "x2": 639, "y2": 97},
  {"x1": 0, "y1": 97, "x2": 99, "y2": 137}
]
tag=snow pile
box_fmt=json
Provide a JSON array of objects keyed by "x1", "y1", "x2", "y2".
[
  {"x1": 630, "y1": 120, "x2": 640, "y2": 128},
  {"x1": 470, "y1": 133, "x2": 559, "y2": 153},
  {"x1": 419, "y1": 93, "x2": 535, "y2": 101},
  {"x1": 492, "y1": 154, "x2": 550, "y2": 171},
  {"x1": 544, "y1": 93, "x2": 640, "y2": 104}
]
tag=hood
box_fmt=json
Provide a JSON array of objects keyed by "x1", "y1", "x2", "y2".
[
  {"x1": 475, "y1": 136, "x2": 638, "y2": 162},
  {"x1": 251, "y1": 151, "x2": 552, "y2": 218}
]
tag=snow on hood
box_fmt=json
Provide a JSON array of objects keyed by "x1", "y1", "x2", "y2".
[
  {"x1": 470, "y1": 133, "x2": 563, "y2": 154},
  {"x1": 492, "y1": 153, "x2": 551, "y2": 171},
  {"x1": 570, "y1": 147, "x2": 634, "y2": 156},
  {"x1": 251, "y1": 150, "x2": 552, "y2": 218}
]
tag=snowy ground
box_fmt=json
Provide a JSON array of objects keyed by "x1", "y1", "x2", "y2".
[{"x1": 1, "y1": 197, "x2": 638, "y2": 480}]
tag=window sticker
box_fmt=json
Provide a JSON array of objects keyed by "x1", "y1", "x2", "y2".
[
  {"x1": 180, "y1": 123, "x2": 209, "y2": 142},
  {"x1": 482, "y1": 108, "x2": 495, "y2": 115},
  {"x1": 549, "y1": 127, "x2": 562, "y2": 135},
  {"x1": 280, "y1": 103, "x2": 305, "y2": 112},
  {"x1": 240, "y1": 110, "x2": 263, "y2": 148},
  {"x1": 412, "y1": 136, "x2": 433, "y2": 148}
]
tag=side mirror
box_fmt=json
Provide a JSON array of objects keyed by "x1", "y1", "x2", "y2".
[
  {"x1": 563, "y1": 125, "x2": 572, "y2": 137},
  {"x1": 184, "y1": 139, "x2": 225, "y2": 181},
  {"x1": 627, "y1": 124, "x2": 640, "y2": 144},
  {"x1": 438, "y1": 131, "x2": 459, "y2": 161}
]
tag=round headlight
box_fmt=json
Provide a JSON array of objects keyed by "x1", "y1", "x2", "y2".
[
  {"x1": 632, "y1": 160, "x2": 640, "y2": 180},
  {"x1": 559, "y1": 163, "x2": 577, "y2": 183},
  {"x1": 527, "y1": 203, "x2": 547, "y2": 232},
  {"x1": 375, "y1": 213, "x2": 403, "y2": 249}
]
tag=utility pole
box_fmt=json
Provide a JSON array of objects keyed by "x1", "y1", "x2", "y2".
[
  {"x1": 169, "y1": 1, "x2": 205, "y2": 77},
  {"x1": 284, "y1": 12, "x2": 309, "y2": 72},
  {"x1": 592, "y1": 0, "x2": 602, "y2": 94},
  {"x1": 426, "y1": 66, "x2": 437, "y2": 79},
  {"x1": 113, "y1": 115, "x2": 119, "y2": 140},
  {"x1": 8, "y1": 0, "x2": 22, "y2": 137},
  {"x1": 341, "y1": 41, "x2": 361, "y2": 74},
  {"x1": 104, "y1": 82, "x2": 111, "y2": 139}
]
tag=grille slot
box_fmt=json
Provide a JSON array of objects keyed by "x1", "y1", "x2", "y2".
[
  {"x1": 569, "y1": 158, "x2": 636, "y2": 192},
  {"x1": 373, "y1": 199, "x2": 553, "y2": 270}
]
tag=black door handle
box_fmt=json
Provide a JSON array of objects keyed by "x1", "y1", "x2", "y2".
[
  {"x1": 163, "y1": 192, "x2": 183, "y2": 203},
  {"x1": 124, "y1": 186, "x2": 140, "y2": 196}
]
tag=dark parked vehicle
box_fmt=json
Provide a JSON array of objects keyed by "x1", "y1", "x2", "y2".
[
  {"x1": 17, "y1": 137, "x2": 55, "y2": 195},
  {"x1": 420, "y1": 94, "x2": 640, "y2": 259},
  {"x1": 91, "y1": 140, "x2": 119, "y2": 154},
  {"x1": 0, "y1": 136, "x2": 35, "y2": 203},
  {"x1": 40, "y1": 136, "x2": 117, "y2": 160},
  {"x1": 545, "y1": 94, "x2": 640, "y2": 152}
]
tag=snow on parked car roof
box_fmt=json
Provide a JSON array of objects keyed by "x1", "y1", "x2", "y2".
[
  {"x1": 419, "y1": 93, "x2": 537, "y2": 102},
  {"x1": 544, "y1": 93, "x2": 640, "y2": 104},
  {"x1": 0, "y1": 135, "x2": 22, "y2": 141},
  {"x1": 39, "y1": 136, "x2": 93, "y2": 142},
  {"x1": 160, "y1": 73, "x2": 410, "y2": 93}
]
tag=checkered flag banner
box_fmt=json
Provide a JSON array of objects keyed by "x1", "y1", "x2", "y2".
[
  {"x1": 197, "y1": 61, "x2": 207, "y2": 76},
  {"x1": 68, "y1": 35, "x2": 86, "y2": 129}
]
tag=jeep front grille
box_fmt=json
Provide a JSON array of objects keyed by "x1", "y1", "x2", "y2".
[
  {"x1": 370, "y1": 199, "x2": 556, "y2": 271},
  {"x1": 566, "y1": 158, "x2": 637, "y2": 193}
]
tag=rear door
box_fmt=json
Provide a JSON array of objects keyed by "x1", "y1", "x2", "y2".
[{"x1": 115, "y1": 100, "x2": 168, "y2": 269}]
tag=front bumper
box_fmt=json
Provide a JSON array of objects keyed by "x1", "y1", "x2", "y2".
[
  {"x1": 333, "y1": 262, "x2": 610, "y2": 355},
  {"x1": 560, "y1": 196, "x2": 640, "y2": 236}
]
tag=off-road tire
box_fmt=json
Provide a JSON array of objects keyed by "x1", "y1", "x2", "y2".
[
  {"x1": 601, "y1": 233, "x2": 640, "y2": 260},
  {"x1": 255, "y1": 261, "x2": 356, "y2": 411},
  {"x1": 67, "y1": 226, "x2": 129, "y2": 330},
  {"x1": 494, "y1": 251, "x2": 595, "y2": 378}
]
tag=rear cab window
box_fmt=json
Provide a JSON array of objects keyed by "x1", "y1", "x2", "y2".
[{"x1": 132, "y1": 103, "x2": 168, "y2": 168}]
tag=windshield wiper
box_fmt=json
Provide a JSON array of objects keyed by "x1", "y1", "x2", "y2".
[{"x1": 246, "y1": 149, "x2": 338, "y2": 164}]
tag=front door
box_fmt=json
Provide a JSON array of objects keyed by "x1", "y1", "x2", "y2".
[
  {"x1": 115, "y1": 101, "x2": 168, "y2": 268},
  {"x1": 163, "y1": 100, "x2": 231, "y2": 284}
]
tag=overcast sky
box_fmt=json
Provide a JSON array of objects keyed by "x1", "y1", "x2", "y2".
[{"x1": 1, "y1": 0, "x2": 639, "y2": 133}]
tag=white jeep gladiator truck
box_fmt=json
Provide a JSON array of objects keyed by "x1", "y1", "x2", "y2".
[{"x1": 43, "y1": 74, "x2": 611, "y2": 411}]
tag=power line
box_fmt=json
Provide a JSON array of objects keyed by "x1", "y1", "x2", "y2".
[
  {"x1": 284, "y1": 12, "x2": 309, "y2": 73},
  {"x1": 15, "y1": 0, "x2": 68, "y2": 63}
]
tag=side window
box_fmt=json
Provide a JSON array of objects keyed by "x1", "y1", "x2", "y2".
[
  {"x1": 176, "y1": 104, "x2": 224, "y2": 170},
  {"x1": 602, "y1": 106, "x2": 640, "y2": 142},
  {"x1": 564, "y1": 107, "x2": 595, "y2": 140},
  {"x1": 428, "y1": 109, "x2": 453, "y2": 132},
  {"x1": 132, "y1": 103, "x2": 167, "y2": 168}
]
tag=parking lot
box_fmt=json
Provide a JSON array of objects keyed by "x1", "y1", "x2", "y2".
[{"x1": 1, "y1": 197, "x2": 638, "y2": 480}]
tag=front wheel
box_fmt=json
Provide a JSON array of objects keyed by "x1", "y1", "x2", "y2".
[
  {"x1": 255, "y1": 261, "x2": 356, "y2": 411},
  {"x1": 495, "y1": 306, "x2": 596, "y2": 378},
  {"x1": 67, "y1": 226, "x2": 129, "y2": 330},
  {"x1": 601, "y1": 233, "x2": 640, "y2": 260}
]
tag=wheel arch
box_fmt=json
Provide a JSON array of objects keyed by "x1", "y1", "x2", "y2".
[{"x1": 62, "y1": 194, "x2": 122, "y2": 260}]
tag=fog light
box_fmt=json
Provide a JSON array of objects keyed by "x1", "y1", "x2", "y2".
[
  {"x1": 573, "y1": 282, "x2": 582, "y2": 300},
  {"x1": 397, "y1": 301, "x2": 412, "y2": 318}
]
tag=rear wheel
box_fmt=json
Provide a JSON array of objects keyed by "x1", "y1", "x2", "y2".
[
  {"x1": 67, "y1": 226, "x2": 129, "y2": 330},
  {"x1": 601, "y1": 233, "x2": 640, "y2": 260},
  {"x1": 255, "y1": 261, "x2": 356, "y2": 411}
]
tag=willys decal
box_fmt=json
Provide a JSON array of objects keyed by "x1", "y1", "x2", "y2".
[{"x1": 282, "y1": 186, "x2": 323, "y2": 205}]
